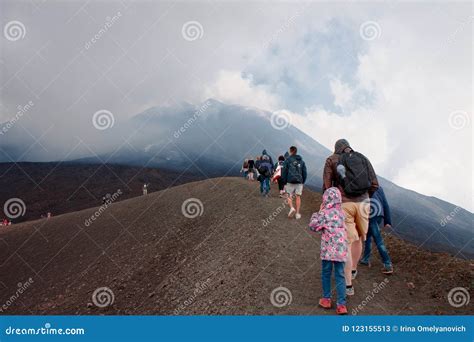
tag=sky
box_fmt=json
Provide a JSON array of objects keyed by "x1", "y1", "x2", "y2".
[{"x1": 0, "y1": 0, "x2": 472, "y2": 211}]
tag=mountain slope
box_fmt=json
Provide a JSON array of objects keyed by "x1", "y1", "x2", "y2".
[
  {"x1": 74, "y1": 99, "x2": 473, "y2": 259},
  {"x1": 0, "y1": 178, "x2": 471, "y2": 315},
  {"x1": 0, "y1": 162, "x2": 203, "y2": 223}
]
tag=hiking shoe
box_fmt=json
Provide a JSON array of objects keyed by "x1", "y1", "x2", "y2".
[
  {"x1": 346, "y1": 287, "x2": 354, "y2": 296},
  {"x1": 336, "y1": 305, "x2": 348, "y2": 315},
  {"x1": 318, "y1": 298, "x2": 332, "y2": 309},
  {"x1": 359, "y1": 260, "x2": 371, "y2": 267},
  {"x1": 288, "y1": 208, "x2": 296, "y2": 218},
  {"x1": 351, "y1": 270, "x2": 358, "y2": 280},
  {"x1": 295, "y1": 213, "x2": 302, "y2": 220},
  {"x1": 382, "y1": 265, "x2": 394, "y2": 275}
]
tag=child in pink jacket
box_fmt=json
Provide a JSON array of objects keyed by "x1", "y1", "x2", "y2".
[{"x1": 309, "y1": 187, "x2": 348, "y2": 314}]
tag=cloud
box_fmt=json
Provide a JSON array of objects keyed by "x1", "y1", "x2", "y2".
[
  {"x1": 203, "y1": 70, "x2": 280, "y2": 111},
  {"x1": 230, "y1": 2, "x2": 472, "y2": 210},
  {"x1": 0, "y1": 1, "x2": 471, "y2": 210}
]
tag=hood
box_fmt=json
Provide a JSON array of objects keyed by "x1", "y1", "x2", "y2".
[
  {"x1": 334, "y1": 139, "x2": 351, "y2": 154},
  {"x1": 322, "y1": 187, "x2": 342, "y2": 210}
]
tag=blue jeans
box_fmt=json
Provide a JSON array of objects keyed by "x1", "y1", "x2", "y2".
[
  {"x1": 322, "y1": 260, "x2": 346, "y2": 305},
  {"x1": 361, "y1": 217, "x2": 392, "y2": 267},
  {"x1": 260, "y1": 177, "x2": 270, "y2": 194}
]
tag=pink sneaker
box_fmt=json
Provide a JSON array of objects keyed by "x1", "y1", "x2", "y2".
[
  {"x1": 336, "y1": 304, "x2": 348, "y2": 315},
  {"x1": 318, "y1": 298, "x2": 332, "y2": 309}
]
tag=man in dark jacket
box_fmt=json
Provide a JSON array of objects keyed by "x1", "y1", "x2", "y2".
[
  {"x1": 282, "y1": 146, "x2": 307, "y2": 220},
  {"x1": 322, "y1": 138, "x2": 379, "y2": 295},
  {"x1": 360, "y1": 186, "x2": 393, "y2": 274}
]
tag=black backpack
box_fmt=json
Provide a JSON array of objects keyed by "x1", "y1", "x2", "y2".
[
  {"x1": 258, "y1": 164, "x2": 270, "y2": 177},
  {"x1": 337, "y1": 151, "x2": 371, "y2": 196},
  {"x1": 287, "y1": 159, "x2": 303, "y2": 184}
]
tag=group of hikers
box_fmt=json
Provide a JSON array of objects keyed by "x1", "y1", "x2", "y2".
[
  {"x1": 242, "y1": 139, "x2": 393, "y2": 315},
  {"x1": 241, "y1": 147, "x2": 308, "y2": 220}
]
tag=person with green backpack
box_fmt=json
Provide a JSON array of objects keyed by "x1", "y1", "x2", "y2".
[
  {"x1": 322, "y1": 139, "x2": 379, "y2": 296},
  {"x1": 282, "y1": 146, "x2": 307, "y2": 220}
]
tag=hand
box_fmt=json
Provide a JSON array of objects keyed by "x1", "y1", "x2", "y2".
[{"x1": 384, "y1": 224, "x2": 391, "y2": 228}]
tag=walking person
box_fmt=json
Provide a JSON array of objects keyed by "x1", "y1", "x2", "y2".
[
  {"x1": 282, "y1": 146, "x2": 307, "y2": 219},
  {"x1": 143, "y1": 183, "x2": 148, "y2": 195},
  {"x1": 261, "y1": 149, "x2": 274, "y2": 166},
  {"x1": 241, "y1": 159, "x2": 249, "y2": 178},
  {"x1": 309, "y1": 187, "x2": 348, "y2": 315},
  {"x1": 360, "y1": 186, "x2": 393, "y2": 274},
  {"x1": 322, "y1": 139, "x2": 379, "y2": 296},
  {"x1": 247, "y1": 157, "x2": 255, "y2": 181},
  {"x1": 273, "y1": 155, "x2": 286, "y2": 197},
  {"x1": 256, "y1": 155, "x2": 273, "y2": 197}
]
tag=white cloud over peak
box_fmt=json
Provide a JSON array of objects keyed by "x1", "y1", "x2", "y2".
[{"x1": 203, "y1": 70, "x2": 280, "y2": 112}]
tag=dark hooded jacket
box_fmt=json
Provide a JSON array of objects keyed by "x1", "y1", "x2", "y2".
[
  {"x1": 323, "y1": 139, "x2": 379, "y2": 202},
  {"x1": 370, "y1": 187, "x2": 392, "y2": 225},
  {"x1": 261, "y1": 149, "x2": 274, "y2": 166}
]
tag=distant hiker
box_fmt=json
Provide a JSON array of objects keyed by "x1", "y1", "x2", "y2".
[
  {"x1": 273, "y1": 155, "x2": 286, "y2": 197},
  {"x1": 241, "y1": 159, "x2": 249, "y2": 178},
  {"x1": 360, "y1": 186, "x2": 393, "y2": 274},
  {"x1": 47, "y1": 212, "x2": 51, "y2": 218},
  {"x1": 143, "y1": 183, "x2": 148, "y2": 196},
  {"x1": 282, "y1": 146, "x2": 307, "y2": 219},
  {"x1": 256, "y1": 155, "x2": 273, "y2": 197},
  {"x1": 323, "y1": 138, "x2": 379, "y2": 296},
  {"x1": 103, "y1": 193, "x2": 112, "y2": 205},
  {"x1": 261, "y1": 149, "x2": 274, "y2": 166},
  {"x1": 247, "y1": 157, "x2": 255, "y2": 181},
  {"x1": 309, "y1": 187, "x2": 348, "y2": 315}
]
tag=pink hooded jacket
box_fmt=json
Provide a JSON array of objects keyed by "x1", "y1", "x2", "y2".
[{"x1": 309, "y1": 187, "x2": 349, "y2": 262}]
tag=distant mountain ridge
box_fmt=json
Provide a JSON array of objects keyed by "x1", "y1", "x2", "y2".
[{"x1": 2, "y1": 99, "x2": 473, "y2": 258}]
